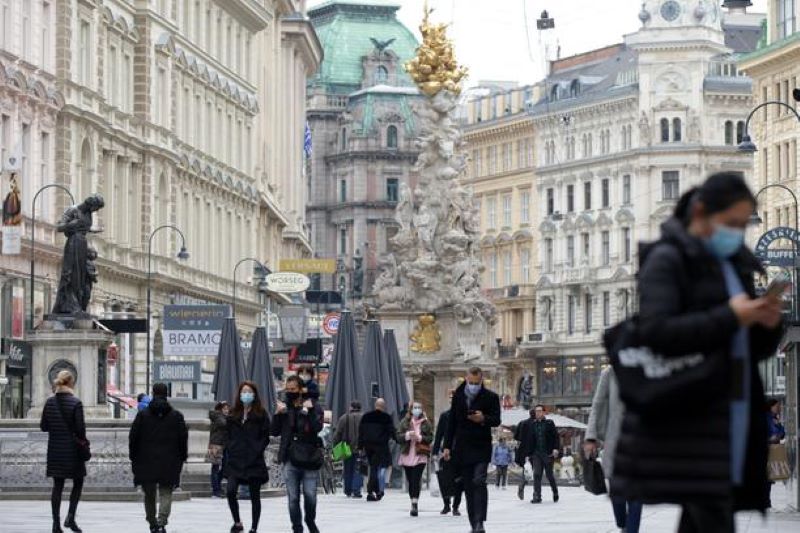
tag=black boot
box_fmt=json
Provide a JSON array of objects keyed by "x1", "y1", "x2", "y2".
[
  {"x1": 64, "y1": 515, "x2": 82, "y2": 533},
  {"x1": 440, "y1": 504, "x2": 451, "y2": 515},
  {"x1": 410, "y1": 502, "x2": 418, "y2": 516},
  {"x1": 52, "y1": 522, "x2": 64, "y2": 533}
]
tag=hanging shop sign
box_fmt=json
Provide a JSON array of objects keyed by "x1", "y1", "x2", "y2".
[
  {"x1": 154, "y1": 361, "x2": 201, "y2": 382},
  {"x1": 162, "y1": 304, "x2": 229, "y2": 356},
  {"x1": 266, "y1": 272, "x2": 310, "y2": 293},
  {"x1": 278, "y1": 258, "x2": 337, "y2": 274},
  {"x1": 1, "y1": 339, "x2": 31, "y2": 370},
  {"x1": 754, "y1": 226, "x2": 800, "y2": 267}
]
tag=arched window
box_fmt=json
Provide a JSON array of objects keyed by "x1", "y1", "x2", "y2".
[
  {"x1": 672, "y1": 118, "x2": 682, "y2": 142},
  {"x1": 569, "y1": 79, "x2": 580, "y2": 98},
  {"x1": 387, "y1": 125, "x2": 398, "y2": 148},
  {"x1": 736, "y1": 121, "x2": 745, "y2": 144},
  {"x1": 341, "y1": 128, "x2": 347, "y2": 151},
  {"x1": 375, "y1": 65, "x2": 388, "y2": 84},
  {"x1": 80, "y1": 138, "x2": 93, "y2": 199},
  {"x1": 551, "y1": 85, "x2": 559, "y2": 101},
  {"x1": 660, "y1": 118, "x2": 670, "y2": 143},
  {"x1": 724, "y1": 121, "x2": 734, "y2": 145}
]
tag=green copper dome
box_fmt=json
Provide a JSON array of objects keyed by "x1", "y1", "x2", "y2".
[{"x1": 309, "y1": 1, "x2": 419, "y2": 93}]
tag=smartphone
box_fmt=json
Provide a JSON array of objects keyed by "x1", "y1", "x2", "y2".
[{"x1": 766, "y1": 273, "x2": 791, "y2": 298}]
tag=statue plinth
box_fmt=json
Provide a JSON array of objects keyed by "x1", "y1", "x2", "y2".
[{"x1": 27, "y1": 327, "x2": 115, "y2": 419}]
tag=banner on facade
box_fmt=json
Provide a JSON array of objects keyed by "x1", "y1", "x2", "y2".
[
  {"x1": 1, "y1": 338, "x2": 31, "y2": 370},
  {"x1": 1, "y1": 171, "x2": 23, "y2": 255},
  {"x1": 154, "y1": 361, "x2": 201, "y2": 382},
  {"x1": 162, "y1": 304, "x2": 229, "y2": 356}
]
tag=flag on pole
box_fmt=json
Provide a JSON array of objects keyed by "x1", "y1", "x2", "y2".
[{"x1": 304, "y1": 122, "x2": 313, "y2": 158}]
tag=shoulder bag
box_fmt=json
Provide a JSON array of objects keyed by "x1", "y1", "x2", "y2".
[
  {"x1": 55, "y1": 396, "x2": 91, "y2": 462},
  {"x1": 287, "y1": 408, "x2": 323, "y2": 470}
]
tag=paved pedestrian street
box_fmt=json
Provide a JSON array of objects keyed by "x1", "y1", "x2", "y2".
[{"x1": 1, "y1": 483, "x2": 796, "y2": 533}]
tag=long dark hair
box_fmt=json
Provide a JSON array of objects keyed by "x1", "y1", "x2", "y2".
[
  {"x1": 674, "y1": 171, "x2": 756, "y2": 223},
  {"x1": 231, "y1": 380, "x2": 266, "y2": 419}
]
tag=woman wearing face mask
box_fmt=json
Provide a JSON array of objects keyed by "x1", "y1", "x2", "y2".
[
  {"x1": 612, "y1": 172, "x2": 784, "y2": 533},
  {"x1": 396, "y1": 401, "x2": 434, "y2": 516},
  {"x1": 224, "y1": 382, "x2": 270, "y2": 533}
]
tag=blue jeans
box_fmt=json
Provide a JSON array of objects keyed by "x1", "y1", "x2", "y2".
[
  {"x1": 612, "y1": 497, "x2": 643, "y2": 533},
  {"x1": 342, "y1": 456, "x2": 363, "y2": 495},
  {"x1": 284, "y1": 463, "x2": 318, "y2": 532}
]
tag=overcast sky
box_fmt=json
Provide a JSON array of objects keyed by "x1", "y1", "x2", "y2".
[{"x1": 308, "y1": 0, "x2": 769, "y2": 87}]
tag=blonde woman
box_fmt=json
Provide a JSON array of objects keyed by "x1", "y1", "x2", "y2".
[
  {"x1": 40, "y1": 370, "x2": 87, "y2": 533},
  {"x1": 396, "y1": 400, "x2": 433, "y2": 517}
]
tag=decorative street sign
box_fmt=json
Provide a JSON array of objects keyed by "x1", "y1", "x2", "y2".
[
  {"x1": 266, "y1": 272, "x2": 310, "y2": 293},
  {"x1": 278, "y1": 258, "x2": 337, "y2": 274},
  {"x1": 755, "y1": 226, "x2": 800, "y2": 267},
  {"x1": 322, "y1": 312, "x2": 341, "y2": 336},
  {"x1": 162, "y1": 304, "x2": 229, "y2": 356}
]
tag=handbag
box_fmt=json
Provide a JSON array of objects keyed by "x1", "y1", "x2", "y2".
[
  {"x1": 55, "y1": 396, "x2": 91, "y2": 462},
  {"x1": 436, "y1": 462, "x2": 456, "y2": 498},
  {"x1": 582, "y1": 456, "x2": 607, "y2": 495},
  {"x1": 414, "y1": 441, "x2": 432, "y2": 456},
  {"x1": 603, "y1": 317, "x2": 723, "y2": 415},
  {"x1": 767, "y1": 443, "x2": 791, "y2": 481},
  {"x1": 332, "y1": 441, "x2": 352, "y2": 462},
  {"x1": 289, "y1": 436, "x2": 324, "y2": 470}
]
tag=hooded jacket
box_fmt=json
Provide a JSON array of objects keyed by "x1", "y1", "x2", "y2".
[
  {"x1": 129, "y1": 396, "x2": 188, "y2": 488},
  {"x1": 611, "y1": 217, "x2": 783, "y2": 511}
]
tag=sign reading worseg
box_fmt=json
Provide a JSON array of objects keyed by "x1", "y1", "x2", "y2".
[{"x1": 162, "y1": 304, "x2": 229, "y2": 356}]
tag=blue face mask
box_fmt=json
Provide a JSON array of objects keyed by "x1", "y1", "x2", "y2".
[
  {"x1": 465, "y1": 382, "x2": 481, "y2": 395},
  {"x1": 240, "y1": 392, "x2": 255, "y2": 405},
  {"x1": 706, "y1": 224, "x2": 745, "y2": 259},
  {"x1": 412, "y1": 407, "x2": 423, "y2": 417}
]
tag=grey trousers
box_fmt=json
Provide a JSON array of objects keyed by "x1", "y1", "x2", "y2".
[{"x1": 142, "y1": 483, "x2": 174, "y2": 527}]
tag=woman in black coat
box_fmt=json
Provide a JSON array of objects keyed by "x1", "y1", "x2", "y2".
[
  {"x1": 40, "y1": 370, "x2": 87, "y2": 533},
  {"x1": 612, "y1": 173, "x2": 783, "y2": 533},
  {"x1": 224, "y1": 381, "x2": 270, "y2": 533}
]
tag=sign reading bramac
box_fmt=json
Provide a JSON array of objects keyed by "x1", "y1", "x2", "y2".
[
  {"x1": 279, "y1": 258, "x2": 337, "y2": 274},
  {"x1": 154, "y1": 361, "x2": 201, "y2": 382},
  {"x1": 163, "y1": 304, "x2": 229, "y2": 356}
]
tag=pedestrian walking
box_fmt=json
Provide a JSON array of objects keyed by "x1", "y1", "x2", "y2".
[
  {"x1": 333, "y1": 400, "x2": 363, "y2": 498},
  {"x1": 611, "y1": 173, "x2": 783, "y2": 533},
  {"x1": 433, "y1": 390, "x2": 462, "y2": 516},
  {"x1": 442, "y1": 367, "x2": 501, "y2": 533},
  {"x1": 585, "y1": 367, "x2": 642, "y2": 533},
  {"x1": 396, "y1": 401, "x2": 433, "y2": 516},
  {"x1": 208, "y1": 401, "x2": 230, "y2": 498},
  {"x1": 224, "y1": 381, "x2": 271, "y2": 533},
  {"x1": 491, "y1": 438, "x2": 512, "y2": 489},
  {"x1": 129, "y1": 383, "x2": 189, "y2": 533},
  {"x1": 514, "y1": 405, "x2": 559, "y2": 504},
  {"x1": 358, "y1": 398, "x2": 396, "y2": 501},
  {"x1": 271, "y1": 375, "x2": 324, "y2": 533},
  {"x1": 40, "y1": 370, "x2": 88, "y2": 533}
]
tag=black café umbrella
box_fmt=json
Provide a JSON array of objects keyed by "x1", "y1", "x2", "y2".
[
  {"x1": 363, "y1": 321, "x2": 400, "y2": 421},
  {"x1": 247, "y1": 326, "x2": 276, "y2": 416},
  {"x1": 383, "y1": 328, "x2": 410, "y2": 414},
  {"x1": 324, "y1": 310, "x2": 369, "y2": 422},
  {"x1": 212, "y1": 317, "x2": 247, "y2": 405}
]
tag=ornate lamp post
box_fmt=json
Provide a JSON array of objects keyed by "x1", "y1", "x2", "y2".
[
  {"x1": 30, "y1": 184, "x2": 75, "y2": 328},
  {"x1": 232, "y1": 258, "x2": 269, "y2": 319},
  {"x1": 146, "y1": 225, "x2": 189, "y2": 393}
]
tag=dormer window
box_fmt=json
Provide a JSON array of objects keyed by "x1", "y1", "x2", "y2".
[
  {"x1": 569, "y1": 79, "x2": 580, "y2": 98},
  {"x1": 387, "y1": 125, "x2": 398, "y2": 149},
  {"x1": 375, "y1": 65, "x2": 388, "y2": 84},
  {"x1": 551, "y1": 85, "x2": 560, "y2": 101}
]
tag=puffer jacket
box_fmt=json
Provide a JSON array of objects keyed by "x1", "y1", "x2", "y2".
[
  {"x1": 208, "y1": 409, "x2": 228, "y2": 447},
  {"x1": 129, "y1": 396, "x2": 188, "y2": 488},
  {"x1": 40, "y1": 391, "x2": 87, "y2": 479}
]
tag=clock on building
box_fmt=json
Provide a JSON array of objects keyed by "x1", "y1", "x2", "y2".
[{"x1": 660, "y1": 0, "x2": 682, "y2": 22}]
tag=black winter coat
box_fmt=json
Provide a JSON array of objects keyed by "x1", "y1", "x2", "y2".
[
  {"x1": 224, "y1": 410, "x2": 270, "y2": 483},
  {"x1": 443, "y1": 382, "x2": 501, "y2": 465},
  {"x1": 208, "y1": 410, "x2": 228, "y2": 446},
  {"x1": 129, "y1": 397, "x2": 188, "y2": 488},
  {"x1": 513, "y1": 417, "x2": 558, "y2": 466},
  {"x1": 432, "y1": 409, "x2": 451, "y2": 456},
  {"x1": 270, "y1": 400, "x2": 324, "y2": 465},
  {"x1": 611, "y1": 218, "x2": 783, "y2": 511},
  {"x1": 40, "y1": 392, "x2": 87, "y2": 479},
  {"x1": 358, "y1": 410, "x2": 395, "y2": 467}
]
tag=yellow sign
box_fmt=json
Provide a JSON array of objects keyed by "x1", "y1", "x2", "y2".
[{"x1": 279, "y1": 258, "x2": 337, "y2": 274}]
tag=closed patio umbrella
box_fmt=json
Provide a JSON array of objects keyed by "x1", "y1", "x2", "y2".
[
  {"x1": 324, "y1": 310, "x2": 369, "y2": 422},
  {"x1": 363, "y1": 320, "x2": 400, "y2": 421},
  {"x1": 247, "y1": 326, "x2": 276, "y2": 416},
  {"x1": 383, "y1": 328, "x2": 410, "y2": 414},
  {"x1": 212, "y1": 317, "x2": 247, "y2": 405}
]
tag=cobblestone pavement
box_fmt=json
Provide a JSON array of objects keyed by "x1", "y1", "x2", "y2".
[{"x1": 0, "y1": 483, "x2": 796, "y2": 533}]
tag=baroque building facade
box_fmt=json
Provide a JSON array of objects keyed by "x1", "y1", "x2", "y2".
[
  {"x1": 0, "y1": 0, "x2": 321, "y2": 415},
  {"x1": 305, "y1": 0, "x2": 422, "y2": 305},
  {"x1": 523, "y1": 0, "x2": 760, "y2": 419}
]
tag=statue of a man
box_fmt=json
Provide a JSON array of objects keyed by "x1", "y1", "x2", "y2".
[{"x1": 52, "y1": 194, "x2": 104, "y2": 315}]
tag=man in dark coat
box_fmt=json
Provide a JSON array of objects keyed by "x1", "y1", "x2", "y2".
[
  {"x1": 433, "y1": 389, "x2": 462, "y2": 515},
  {"x1": 333, "y1": 400, "x2": 364, "y2": 497},
  {"x1": 358, "y1": 397, "x2": 396, "y2": 501},
  {"x1": 514, "y1": 405, "x2": 559, "y2": 503},
  {"x1": 271, "y1": 375, "x2": 324, "y2": 533},
  {"x1": 129, "y1": 383, "x2": 188, "y2": 533},
  {"x1": 443, "y1": 367, "x2": 501, "y2": 533},
  {"x1": 612, "y1": 207, "x2": 783, "y2": 532}
]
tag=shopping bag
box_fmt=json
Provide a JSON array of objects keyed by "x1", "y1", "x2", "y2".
[
  {"x1": 332, "y1": 441, "x2": 352, "y2": 462},
  {"x1": 582, "y1": 457, "x2": 607, "y2": 495},
  {"x1": 429, "y1": 468, "x2": 441, "y2": 498},
  {"x1": 767, "y1": 443, "x2": 791, "y2": 481},
  {"x1": 437, "y1": 463, "x2": 456, "y2": 498}
]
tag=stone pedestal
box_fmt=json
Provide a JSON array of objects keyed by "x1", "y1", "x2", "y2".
[{"x1": 27, "y1": 328, "x2": 115, "y2": 419}]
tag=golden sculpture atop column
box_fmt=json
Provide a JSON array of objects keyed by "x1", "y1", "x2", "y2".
[{"x1": 404, "y1": 1, "x2": 468, "y2": 97}]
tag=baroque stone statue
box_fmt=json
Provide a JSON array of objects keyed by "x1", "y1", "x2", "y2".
[{"x1": 52, "y1": 194, "x2": 105, "y2": 315}]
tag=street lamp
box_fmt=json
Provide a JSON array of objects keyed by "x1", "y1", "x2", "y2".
[
  {"x1": 737, "y1": 99, "x2": 800, "y2": 153},
  {"x1": 232, "y1": 257, "x2": 269, "y2": 320},
  {"x1": 146, "y1": 225, "x2": 189, "y2": 393},
  {"x1": 29, "y1": 184, "x2": 75, "y2": 329}
]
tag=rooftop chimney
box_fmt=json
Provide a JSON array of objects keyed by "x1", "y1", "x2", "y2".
[{"x1": 722, "y1": 0, "x2": 752, "y2": 14}]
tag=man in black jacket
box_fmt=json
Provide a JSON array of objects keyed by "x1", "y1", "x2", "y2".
[
  {"x1": 515, "y1": 405, "x2": 559, "y2": 504},
  {"x1": 433, "y1": 389, "x2": 462, "y2": 515},
  {"x1": 129, "y1": 383, "x2": 188, "y2": 533},
  {"x1": 443, "y1": 368, "x2": 501, "y2": 533},
  {"x1": 358, "y1": 398, "x2": 395, "y2": 501},
  {"x1": 271, "y1": 375, "x2": 324, "y2": 533}
]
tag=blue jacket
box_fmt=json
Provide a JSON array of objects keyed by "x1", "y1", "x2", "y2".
[
  {"x1": 492, "y1": 444, "x2": 512, "y2": 466},
  {"x1": 767, "y1": 413, "x2": 785, "y2": 443}
]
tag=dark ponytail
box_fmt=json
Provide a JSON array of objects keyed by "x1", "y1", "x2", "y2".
[{"x1": 673, "y1": 171, "x2": 756, "y2": 222}]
